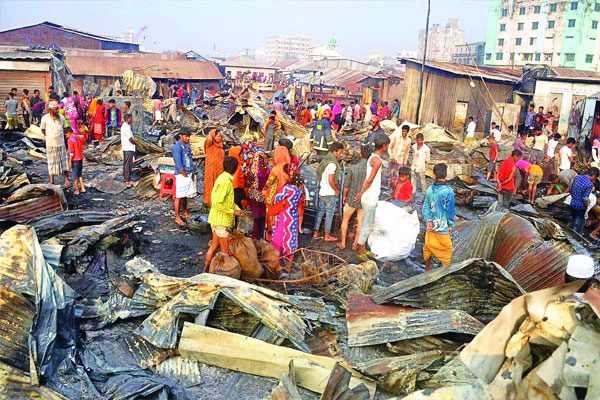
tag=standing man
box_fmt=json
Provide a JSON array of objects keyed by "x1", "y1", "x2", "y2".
[
  {"x1": 568, "y1": 168, "x2": 599, "y2": 233},
  {"x1": 353, "y1": 101, "x2": 363, "y2": 123},
  {"x1": 264, "y1": 114, "x2": 281, "y2": 152},
  {"x1": 559, "y1": 138, "x2": 576, "y2": 171},
  {"x1": 21, "y1": 89, "x2": 31, "y2": 128},
  {"x1": 354, "y1": 134, "x2": 390, "y2": 261},
  {"x1": 172, "y1": 130, "x2": 196, "y2": 226},
  {"x1": 310, "y1": 109, "x2": 334, "y2": 160},
  {"x1": 465, "y1": 116, "x2": 476, "y2": 144},
  {"x1": 422, "y1": 163, "x2": 455, "y2": 271},
  {"x1": 272, "y1": 97, "x2": 284, "y2": 112},
  {"x1": 30, "y1": 89, "x2": 43, "y2": 125},
  {"x1": 227, "y1": 96, "x2": 236, "y2": 118},
  {"x1": 392, "y1": 99, "x2": 400, "y2": 124},
  {"x1": 4, "y1": 93, "x2": 19, "y2": 130},
  {"x1": 313, "y1": 142, "x2": 344, "y2": 242},
  {"x1": 530, "y1": 129, "x2": 548, "y2": 164},
  {"x1": 486, "y1": 134, "x2": 499, "y2": 181},
  {"x1": 152, "y1": 96, "x2": 164, "y2": 127},
  {"x1": 379, "y1": 101, "x2": 389, "y2": 120},
  {"x1": 45, "y1": 85, "x2": 54, "y2": 103},
  {"x1": 104, "y1": 99, "x2": 121, "y2": 137},
  {"x1": 40, "y1": 101, "x2": 70, "y2": 187},
  {"x1": 309, "y1": 72, "x2": 316, "y2": 93},
  {"x1": 338, "y1": 146, "x2": 370, "y2": 250},
  {"x1": 411, "y1": 133, "x2": 431, "y2": 195},
  {"x1": 121, "y1": 114, "x2": 136, "y2": 185},
  {"x1": 496, "y1": 149, "x2": 522, "y2": 210},
  {"x1": 525, "y1": 104, "x2": 535, "y2": 133},
  {"x1": 6, "y1": 87, "x2": 17, "y2": 101},
  {"x1": 388, "y1": 124, "x2": 412, "y2": 189},
  {"x1": 319, "y1": 72, "x2": 325, "y2": 92},
  {"x1": 365, "y1": 115, "x2": 385, "y2": 151}
]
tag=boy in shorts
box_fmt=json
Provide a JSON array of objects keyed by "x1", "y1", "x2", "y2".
[
  {"x1": 67, "y1": 127, "x2": 88, "y2": 194},
  {"x1": 526, "y1": 162, "x2": 543, "y2": 203}
]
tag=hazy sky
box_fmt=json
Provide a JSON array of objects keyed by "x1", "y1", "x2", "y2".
[{"x1": 0, "y1": 0, "x2": 490, "y2": 60}]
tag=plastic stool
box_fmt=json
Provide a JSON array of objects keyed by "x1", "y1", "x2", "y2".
[{"x1": 159, "y1": 173, "x2": 176, "y2": 200}]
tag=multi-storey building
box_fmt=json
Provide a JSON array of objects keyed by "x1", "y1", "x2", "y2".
[
  {"x1": 484, "y1": 0, "x2": 600, "y2": 71},
  {"x1": 417, "y1": 19, "x2": 466, "y2": 62},
  {"x1": 452, "y1": 42, "x2": 486, "y2": 65},
  {"x1": 265, "y1": 35, "x2": 312, "y2": 64}
]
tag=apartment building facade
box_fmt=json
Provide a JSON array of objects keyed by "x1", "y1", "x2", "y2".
[
  {"x1": 452, "y1": 42, "x2": 486, "y2": 65},
  {"x1": 417, "y1": 19, "x2": 466, "y2": 62},
  {"x1": 484, "y1": 0, "x2": 600, "y2": 71},
  {"x1": 265, "y1": 35, "x2": 312, "y2": 64}
]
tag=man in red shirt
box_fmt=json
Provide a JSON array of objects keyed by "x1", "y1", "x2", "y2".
[
  {"x1": 486, "y1": 135, "x2": 499, "y2": 181},
  {"x1": 496, "y1": 149, "x2": 522, "y2": 210}
]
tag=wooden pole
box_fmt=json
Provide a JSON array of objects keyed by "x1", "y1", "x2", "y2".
[{"x1": 416, "y1": 0, "x2": 431, "y2": 124}]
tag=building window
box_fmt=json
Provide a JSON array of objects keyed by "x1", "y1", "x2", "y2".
[
  {"x1": 530, "y1": 37, "x2": 536, "y2": 45},
  {"x1": 550, "y1": 3, "x2": 558, "y2": 12},
  {"x1": 596, "y1": 3, "x2": 600, "y2": 11},
  {"x1": 544, "y1": 53, "x2": 553, "y2": 61},
  {"x1": 520, "y1": 6, "x2": 526, "y2": 14},
  {"x1": 518, "y1": 23, "x2": 524, "y2": 31},
  {"x1": 593, "y1": 21, "x2": 599, "y2": 29},
  {"x1": 568, "y1": 19, "x2": 576, "y2": 27},
  {"x1": 510, "y1": 52, "x2": 515, "y2": 61},
  {"x1": 587, "y1": 54, "x2": 594, "y2": 63},
  {"x1": 534, "y1": 5, "x2": 541, "y2": 13},
  {"x1": 516, "y1": 38, "x2": 522, "y2": 45},
  {"x1": 532, "y1": 22, "x2": 539, "y2": 30},
  {"x1": 501, "y1": 8, "x2": 508, "y2": 17},
  {"x1": 486, "y1": 53, "x2": 492, "y2": 60},
  {"x1": 523, "y1": 53, "x2": 533, "y2": 61},
  {"x1": 498, "y1": 38, "x2": 504, "y2": 46},
  {"x1": 496, "y1": 53, "x2": 504, "y2": 60},
  {"x1": 548, "y1": 20, "x2": 555, "y2": 28},
  {"x1": 571, "y1": 1, "x2": 578, "y2": 10},
  {"x1": 535, "y1": 53, "x2": 541, "y2": 61},
  {"x1": 565, "y1": 53, "x2": 576, "y2": 62},
  {"x1": 500, "y1": 23, "x2": 506, "y2": 31}
]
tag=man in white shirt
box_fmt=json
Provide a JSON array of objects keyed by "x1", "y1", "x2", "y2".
[
  {"x1": 465, "y1": 116, "x2": 476, "y2": 144},
  {"x1": 530, "y1": 130, "x2": 548, "y2": 164},
  {"x1": 121, "y1": 113, "x2": 136, "y2": 185},
  {"x1": 490, "y1": 122, "x2": 502, "y2": 142},
  {"x1": 313, "y1": 142, "x2": 344, "y2": 241},
  {"x1": 40, "y1": 101, "x2": 70, "y2": 187},
  {"x1": 547, "y1": 133, "x2": 560, "y2": 173},
  {"x1": 559, "y1": 138, "x2": 576, "y2": 171},
  {"x1": 388, "y1": 124, "x2": 412, "y2": 189},
  {"x1": 411, "y1": 133, "x2": 431, "y2": 195}
]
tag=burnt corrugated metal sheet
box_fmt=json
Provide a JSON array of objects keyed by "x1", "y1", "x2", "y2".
[
  {"x1": 120, "y1": 334, "x2": 176, "y2": 369},
  {"x1": 0, "y1": 288, "x2": 34, "y2": 371},
  {"x1": 402, "y1": 58, "x2": 522, "y2": 83},
  {"x1": 66, "y1": 54, "x2": 223, "y2": 80},
  {"x1": 0, "y1": 360, "x2": 70, "y2": 399},
  {"x1": 0, "y1": 194, "x2": 64, "y2": 223},
  {"x1": 371, "y1": 258, "x2": 525, "y2": 323},
  {"x1": 346, "y1": 293, "x2": 484, "y2": 347},
  {"x1": 453, "y1": 212, "x2": 576, "y2": 292}
]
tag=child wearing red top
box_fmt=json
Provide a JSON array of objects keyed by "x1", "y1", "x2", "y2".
[
  {"x1": 67, "y1": 127, "x2": 88, "y2": 195},
  {"x1": 393, "y1": 167, "x2": 414, "y2": 202}
]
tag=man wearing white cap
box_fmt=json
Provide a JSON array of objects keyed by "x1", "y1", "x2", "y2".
[
  {"x1": 40, "y1": 101, "x2": 70, "y2": 187},
  {"x1": 565, "y1": 254, "x2": 597, "y2": 293}
]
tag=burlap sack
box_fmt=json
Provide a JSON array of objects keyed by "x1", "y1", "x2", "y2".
[
  {"x1": 209, "y1": 252, "x2": 241, "y2": 279},
  {"x1": 229, "y1": 230, "x2": 263, "y2": 279},
  {"x1": 253, "y1": 239, "x2": 281, "y2": 279}
]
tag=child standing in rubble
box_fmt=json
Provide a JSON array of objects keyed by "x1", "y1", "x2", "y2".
[
  {"x1": 422, "y1": 163, "x2": 455, "y2": 271},
  {"x1": 105, "y1": 99, "x2": 121, "y2": 138},
  {"x1": 67, "y1": 126, "x2": 88, "y2": 195}
]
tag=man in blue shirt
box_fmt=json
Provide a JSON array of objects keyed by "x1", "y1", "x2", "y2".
[
  {"x1": 525, "y1": 104, "x2": 535, "y2": 133},
  {"x1": 172, "y1": 130, "x2": 196, "y2": 226},
  {"x1": 568, "y1": 167, "x2": 599, "y2": 233},
  {"x1": 422, "y1": 163, "x2": 455, "y2": 271}
]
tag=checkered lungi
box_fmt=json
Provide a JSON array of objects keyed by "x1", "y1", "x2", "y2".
[{"x1": 47, "y1": 146, "x2": 68, "y2": 177}]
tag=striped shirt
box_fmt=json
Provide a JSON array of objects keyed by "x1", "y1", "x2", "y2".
[{"x1": 208, "y1": 172, "x2": 240, "y2": 228}]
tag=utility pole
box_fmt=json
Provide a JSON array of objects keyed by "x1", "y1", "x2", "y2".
[{"x1": 416, "y1": 0, "x2": 431, "y2": 124}]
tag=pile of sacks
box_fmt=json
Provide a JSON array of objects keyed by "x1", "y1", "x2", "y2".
[{"x1": 209, "y1": 230, "x2": 281, "y2": 280}]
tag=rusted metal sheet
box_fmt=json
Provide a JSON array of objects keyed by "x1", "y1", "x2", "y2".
[
  {"x1": 387, "y1": 336, "x2": 462, "y2": 356},
  {"x1": 0, "y1": 225, "x2": 39, "y2": 295},
  {"x1": 356, "y1": 351, "x2": 453, "y2": 396},
  {"x1": 0, "y1": 194, "x2": 64, "y2": 223},
  {"x1": 371, "y1": 259, "x2": 524, "y2": 323},
  {"x1": 0, "y1": 360, "x2": 69, "y2": 400},
  {"x1": 453, "y1": 212, "x2": 576, "y2": 292},
  {"x1": 402, "y1": 58, "x2": 522, "y2": 83},
  {"x1": 120, "y1": 335, "x2": 176, "y2": 369},
  {"x1": 346, "y1": 294, "x2": 484, "y2": 348},
  {"x1": 0, "y1": 288, "x2": 34, "y2": 372},
  {"x1": 320, "y1": 362, "x2": 370, "y2": 400}
]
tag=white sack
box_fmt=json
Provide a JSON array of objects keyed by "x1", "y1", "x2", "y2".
[{"x1": 367, "y1": 201, "x2": 419, "y2": 261}]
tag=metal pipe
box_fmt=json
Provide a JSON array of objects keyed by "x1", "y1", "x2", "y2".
[{"x1": 416, "y1": 0, "x2": 431, "y2": 124}]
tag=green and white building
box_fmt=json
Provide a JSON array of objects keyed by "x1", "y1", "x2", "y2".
[{"x1": 484, "y1": 0, "x2": 600, "y2": 71}]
